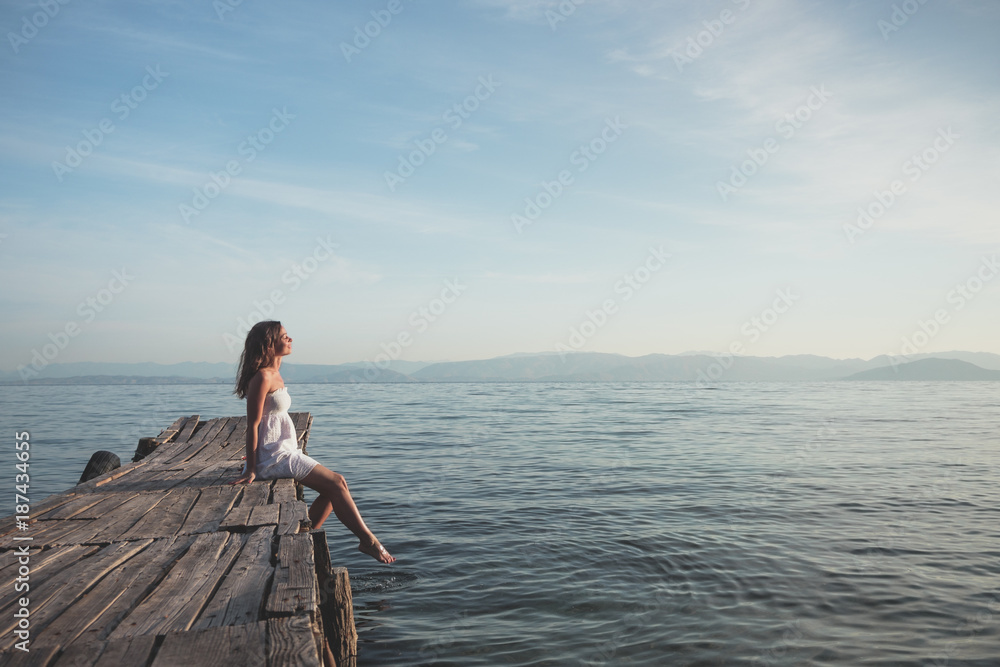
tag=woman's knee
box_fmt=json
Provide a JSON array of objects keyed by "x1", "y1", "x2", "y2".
[
  {"x1": 314, "y1": 468, "x2": 347, "y2": 495},
  {"x1": 330, "y1": 471, "x2": 348, "y2": 491},
  {"x1": 302, "y1": 465, "x2": 346, "y2": 494}
]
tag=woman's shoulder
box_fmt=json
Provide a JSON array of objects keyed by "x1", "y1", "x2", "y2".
[{"x1": 250, "y1": 368, "x2": 283, "y2": 392}]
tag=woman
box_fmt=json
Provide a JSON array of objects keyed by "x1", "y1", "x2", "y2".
[{"x1": 231, "y1": 320, "x2": 394, "y2": 564}]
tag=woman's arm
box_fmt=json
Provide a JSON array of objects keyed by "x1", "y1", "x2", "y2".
[{"x1": 232, "y1": 371, "x2": 270, "y2": 484}]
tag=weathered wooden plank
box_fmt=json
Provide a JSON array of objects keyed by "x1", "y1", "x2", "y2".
[
  {"x1": 219, "y1": 505, "x2": 251, "y2": 530},
  {"x1": 0, "y1": 641, "x2": 60, "y2": 666},
  {"x1": 303, "y1": 414, "x2": 314, "y2": 449},
  {"x1": 185, "y1": 418, "x2": 239, "y2": 464},
  {"x1": 175, "y1": 416, "x2": 203, "y2": 443},
  {"x1": 46, "y1": 636, "x2": 155, "y2": 666},
  {"x1": 52, "y1": 493, "x2": 169, "y2": 546},
  {"x1": 0, "y1": 545, "x2": 40, "y2": 582},
  {"x1": 53, "y1": 492, "x2": 142, "y2": 521},
  {"x1": 272, "y1": 479, "x2": 298, "y2": 505},
  {"x1": 267, "y1": 616, "x2": 323, "y2": 667},
  {"x1": 0, "y1": 539, "x2": 153, "y2": 642},
  {"x1": 1, "y1": 519, "x2": 94, "y2": 550},
  {"x1": 280, "y1": 535, "x2": 317, "y2": 589},
  {"x1": 14, "y1": 492, "x2": 80, "y2": 524},
  {"x1": 168, "y1": 462, "x2": 236, "y2": 491},
  {"x1": 0, "y1": 410, "x2": 332, "y2": 665},
  {"x1": 327, "y1": 567, "x2": 357, "y2": 667},
  {"x1": 161, "y1": 420, "x2": 225, "y2": 467},
  {"x1": 77, "y1": 459, "x2": 152, "y2": 493},
  {"x1": 204, "y1": 461, "x2": 243, "y2": 487},
  {"x1": 248, "y1": 504, "x2": 280, "y2": 527},
  {"x1": 142, "y1": 418, "x2": 212, "y2": 469},
  {"x1": 189, "y1": 417, "x2": 230, "y2": 445},
  {"x1": 135, "y1": 415, "x2": 205, "y2": 463},
  {"x1": 36, "y1": 493, "x2": 113, "y2": 521},
  {"x1": 311, "y1": 531, "x2": 357, "y2": 667},
  {"x1": 108, "y1": 532, "x2": 246, "y2": 639},
  {"x1": 155, "y1": 416, "x2": 189, "y2": 443},
  {"x1": 226, "y1": 417, "x2": 247, "y2": 446},
  {"x1": 278, "y1": 502, "x2": 309, "y2": 535},
  {"x1": 193, "y1": 526, "x2": 275, "y2": 629},
  {"x1": 266, "y1": 534, "x2": 317, "y2": 617},
  {"x1": 291, "y1": 412, "x2": 310, "y2": 435},
  {"x1": 267, "y1": 583, "x2": 318, "y2": 620},
  {"x1": 49, "y1": 638, "x2": 105, "y2": 666},
  {"x1": 35, "y1": 536, "x2": 195, "y2": 647},
  {"x1": 178, "y1": 486, "x2": 241, "y2": 535},
  {"x1": 155, "y1": 438, "x2": 212, "y2": 468},
  {"x1": 91, "y1": 466, "x2": 191, "y2": 495},
  {"x1": 241, "y1": 482, "x2": 272, "y2": 507},
  {"x1": 89, "y1": 635, "x2": 158, "y2": 667},
  {"x1": 0, "y1": 544, "x2": 100, "y2": 614},
  {"x1": 152, "y1": 622, "x2": 267, "y2": 667},
  {"x1": 219, "y1": 441, "x2": 244, "y2": 461},
  {"x1": 117, "y1": 489, "x2": 200, "y2": 541}
]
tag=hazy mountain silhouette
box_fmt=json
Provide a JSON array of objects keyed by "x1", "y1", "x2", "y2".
[
  {"x1": 4, "y1": 352, "x2": 1000, "y2": 384},
  {"x1": 843, "y1": 358, "x2": 1000, "y2": 381}
]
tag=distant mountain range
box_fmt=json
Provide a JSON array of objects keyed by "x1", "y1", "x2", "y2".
[
  {"x1": 841, "y1": 358, "x2": 1000, "y2": 381},
  {"x1": 3, "y1": 351, "x2": 1000, "y2": 384}
]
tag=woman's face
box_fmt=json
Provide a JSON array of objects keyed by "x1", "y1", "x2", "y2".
[{"x1": 274, "y1": 327, "x2": 293, "y2": 357}]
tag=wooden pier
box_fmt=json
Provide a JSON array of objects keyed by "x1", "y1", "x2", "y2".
[{"x1": 0, "y1": 414, "x2": 357, "y2": 667}]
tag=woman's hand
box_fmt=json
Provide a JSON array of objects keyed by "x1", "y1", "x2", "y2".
[{"x1": 231, "y1": 469, "x2": 257, "y2": 485}]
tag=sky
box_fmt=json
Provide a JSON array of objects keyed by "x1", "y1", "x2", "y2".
[{"x1": 1, "y1": 0, "x2": 999, "y2": 372}]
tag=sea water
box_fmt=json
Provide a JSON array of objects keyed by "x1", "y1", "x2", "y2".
[{"x1": 3, "y1": 382, "x2": 998, "y2": 665}]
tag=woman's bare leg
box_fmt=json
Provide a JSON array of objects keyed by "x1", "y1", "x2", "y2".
[{"x1": 300, "y1": 464, "x2": 395, "y2": 563}]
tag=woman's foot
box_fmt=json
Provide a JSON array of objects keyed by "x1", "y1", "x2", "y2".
[{"x1": 359, "y1": 536, "x2": 395, "y2": 563}]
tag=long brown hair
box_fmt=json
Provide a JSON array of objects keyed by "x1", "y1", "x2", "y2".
[{"x1": 234, "y1": 320, "x2": 283, "y2": 399}]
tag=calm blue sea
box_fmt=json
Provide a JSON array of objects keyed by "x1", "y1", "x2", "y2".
[{"x1": 3, "y1": 382, "x2": 999, "y2": 666}]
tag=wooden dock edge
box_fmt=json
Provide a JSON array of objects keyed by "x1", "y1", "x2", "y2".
[
  {"x1": 312, "y1": 532, "x2": 358, "y2": 667},
  {"x1": 0, "y1": 414, "x2": 359, "y2": 667}
]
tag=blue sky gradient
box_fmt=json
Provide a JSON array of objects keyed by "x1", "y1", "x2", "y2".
[{"x1": 2, "y1": 0, "x2": 998, "y2": 371}]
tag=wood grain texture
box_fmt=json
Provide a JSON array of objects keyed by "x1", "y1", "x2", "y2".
[
  {"x1": 107, "y1": 532, "x2": 245, "y2": 639},
  {"x1": 267, "y1": 616, "x2": 323, "y2": 667},
  {"x1": 153, "y1": 622, "x2": 267, "y2": 667},
  {"x1": 193, "y1": 526, "x2": 275, "y2": 630},
  {"x1": 0, "y1": 411, "x2": 349, "y2": 665}
]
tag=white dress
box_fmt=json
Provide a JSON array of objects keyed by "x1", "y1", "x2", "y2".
[{"x1": 244, "y1": 387, "x2": 319, "y2": 481}]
